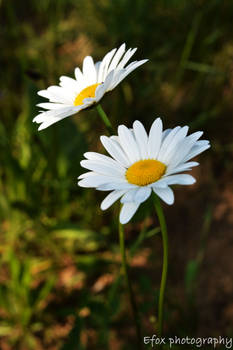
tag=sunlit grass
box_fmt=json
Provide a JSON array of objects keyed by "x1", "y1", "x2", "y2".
[{"x1": 0, "y1": 0, "x2": 233, "y2": 348}]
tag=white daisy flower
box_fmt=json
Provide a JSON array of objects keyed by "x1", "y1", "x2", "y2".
[
  {"x1": 33, "y1": 43, "x2": 148, "y2": 130},
  {"x1": 78, "y1": 118, "x2": 210, "y2": 224}
]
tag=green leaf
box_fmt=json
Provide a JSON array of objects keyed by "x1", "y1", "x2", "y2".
[
  {"x1": 51, "y1": 224, "x2": 105, "y2": 252},
  {"x1": 130, "y1": 226, "x2": 160, "y2": 256},
  {"x1": 185, "y1": 260, "x2": 199, "y2": 294}
]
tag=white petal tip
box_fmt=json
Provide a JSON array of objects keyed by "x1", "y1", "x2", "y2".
[
  {"x1": 133, "y1": 120, "x2": 141, "y2": 127},
  {"x1": 117, "y1": 124, "x2": 126, "y2": 133},
  {"x1": 38, "y1": 124, "x2": 46, "y2": 131},
  {"x1": 83, "y1": 152, "x2": 90, "y2": 159},
  {"x1": 138, "y1": 59, "x2": 149, "y2": 65},
  {"x1": 77, "y1": 180, "x2": 89, "y2": 188},
  {"x1": 100, "y1": 135, "x2": 107, "y2": 142},
  {"x1": 119, "y1": 218, "x2": 129, "y2": 225},
  {"x1": 100, "y1": 203, "x2": 107, "y2": 211}
]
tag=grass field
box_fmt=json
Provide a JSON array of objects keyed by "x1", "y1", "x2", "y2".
[{"x1": 1, "y1": 0, "x2": 233, "y2": 349}]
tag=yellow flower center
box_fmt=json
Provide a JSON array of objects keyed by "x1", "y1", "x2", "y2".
[
  {"x1": 125, "y1": 159, "x2": 166, "y2": 186},
  {"x1": 74, "y1": 83, "x2": 100, "y2": 106}
]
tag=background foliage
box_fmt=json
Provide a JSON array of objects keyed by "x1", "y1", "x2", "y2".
[{"x1": 1, "y1": 0, "x2": 233, "y2": 349}]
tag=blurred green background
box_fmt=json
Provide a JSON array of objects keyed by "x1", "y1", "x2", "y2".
[{"x1": 1, "y1": 0, "x2": 233, "y2": 349}]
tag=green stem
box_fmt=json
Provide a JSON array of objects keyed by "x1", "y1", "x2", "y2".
[
  {"x1": 153, "y1": 194, "x2": 168, "y2": 338},
  {"x1": 119, "y1": 221, "x2": 142, "y2": 350},
  {"x1": 96, "y1": 103, "x2": 115, "y2": 135}
]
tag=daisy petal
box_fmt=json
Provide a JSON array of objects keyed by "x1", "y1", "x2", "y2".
[
  {"x1": 115, "y1": 59, "x2": 148, "y2": 86},
  {"x1": 47, "y1": 86, "x2": 75, "y2": 103},
  {"x1": 80, "y1": 160, "x2": 125, "y2": 177},
  {"x1": 98, "y1": 48, "x2": 117, "y2": 83},
  {"x1": 168, "y1": 132, "x2": 205, "y2": 168},
  {"x1": 162, "y1": 128, "x2": 172, "y2": 141},
  {"x1": 134, "y1": 187, "x2": 151, "y2": 203},
  {"x1": 84, "y1": 152, "x2": 125, "y2": 171},
  {"x1": 78, "y1": 171, "x2": 94, "y2": 180},
  {"x1": 162, "y1": 174, "x2": 196, "y2": 185},
  {"x1": 100, "y1": 136, "x2": 130, "y2": 167},
  {"x1": 95, "y1": 83, "x2": 107, "y2": 101},
  {"x1": 36, "y1": 103, "x2": 71, "y2": 110},
  {"x1": 166, "y1": 161, "x2": 199, "y2": 175},
  {"x1": 38, "y1": 88, "x2": 72, "y2": 104},
  {"x1": 95, "y1": 61, "x2": 101, "y2": 75},
  {"x1": 106, "y1": 69, "x2": 125, "y2": 91},
  {"x1": 121, "y1": 189, "x2": 138, "y2": 203},
  {"x1": 161, "y1": 126, "x2": 189, "y2": 164},
  {"x1": 120, "y1": 202, "x2": 140, "y2": 224},
  {"x1": 148, "y1": 118, "x2": 163, "y2": 158},
  {"x1": 100, "y1": 70, "x2": 115, "y2": 93},
  {"x1": 118, "y1": 125, "x2": 140, "y2": 163},
  {"x1": 101, "y1": 190, "x2": 127, "y2": 210},
  {"x1": 158, "y1": 127, "x2": 181, "y2": 161},
  {"x1": 182, "y1": 143, "x2": 210, "y2": 162},
  {"x1": 98, "y1": 182, "x2": 136, "y2": 191},
  {"x1": 133, "y1": 120, "x2": 148, "y2": 159},
  {"x1": 78, "y1": 175, "x2": 124, "y2": 188},
  {"x1": 34, "y1": 107, "x2": 81, "y2": 130},
  {"x1": 59, "y1": 76, "x2": 80, "y2": 92},
  {"x1": 74, "y1": 67, "x2": 85, "y2": 88},
  {"x1": 107, "y1": 43, "x2": 126, "y2": 73},
  {"x1": 82, "y1": 56, "x2": 97, "y2": 85},
  {"x1": 153, "y1": 187, "x2": 174, "y2": 205},
  {"x1": 117, "y1": 48, "x2": 137, "y2": 69}
]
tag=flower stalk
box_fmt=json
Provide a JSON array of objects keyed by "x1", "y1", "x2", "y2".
[
  {"x1": 153, "y1": 193, "x2": 168, "y2": 338},
  {"x1": 96, "y1": 104, "x2": 115, "y2": 135},
  {"x1": 118, "y1": 220, "x2": 142, "y2": 350}
]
